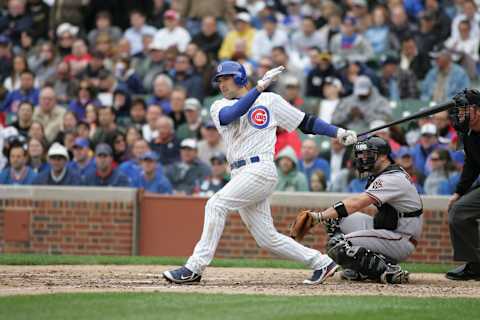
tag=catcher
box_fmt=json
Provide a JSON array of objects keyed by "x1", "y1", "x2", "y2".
[{"x1": 290, "y1": 136, "x2": 422, "y2": 284}]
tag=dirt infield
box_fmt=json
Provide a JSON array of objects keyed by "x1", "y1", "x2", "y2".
[{"x1": 0, "y1": 265, "x2": 479, "y2": 297}]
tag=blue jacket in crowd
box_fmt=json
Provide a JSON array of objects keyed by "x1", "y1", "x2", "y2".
[
  {"x1": 0, "y1": 166, "x2": 37, "y2": 185},
  {"x1": 32, "y1": 167, "x2": 82, "y2": 186},
  {"x1": 1, "y1": 88, "x2": 39, "y2": 114},
  {"x1": 136, "y1": 169, "x2": 172, "y2": 194},
  {"x1": 297, "y1": 158, "x2": 331, "y2": 190},
  {"x1": 83, "y1": 169, "x2": 131, "y2": 187},
  {"x1": 68, "y1": 159, "x2": 96, "y2": 179}
]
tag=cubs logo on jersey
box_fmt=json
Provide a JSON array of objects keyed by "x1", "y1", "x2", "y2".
[{"x1": 247, "y1": 106, "x2": 270, "y2": 129}]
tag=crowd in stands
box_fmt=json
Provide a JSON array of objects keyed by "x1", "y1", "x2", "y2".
[{"x1": 0, "y1": 0, "x2": 477, "y2": 196}]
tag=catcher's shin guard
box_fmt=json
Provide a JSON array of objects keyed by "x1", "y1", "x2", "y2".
[{"x1": 327, "y1": 240, "x2": 408, "y2": 284}]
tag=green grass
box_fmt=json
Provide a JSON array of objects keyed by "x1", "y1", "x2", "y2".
[
  {"x1": 0, "y1": 292, "x2": 478, "y2": 320},
  {"x1": 0, "y1": 253, "x2": 453, "y2": 273}
]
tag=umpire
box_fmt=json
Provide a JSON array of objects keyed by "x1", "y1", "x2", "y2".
[{"x1": 446, "y1": 89, "x2": 480, "y2": 280}]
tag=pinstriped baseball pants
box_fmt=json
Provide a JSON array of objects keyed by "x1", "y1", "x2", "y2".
[{"x1": 186, "y1": 161, "x2": 332, "y2": 274}]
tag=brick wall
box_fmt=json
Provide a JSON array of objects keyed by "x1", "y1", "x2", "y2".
[{"x1": 0, "y1": 187, "x2": 137, "y2": 256}]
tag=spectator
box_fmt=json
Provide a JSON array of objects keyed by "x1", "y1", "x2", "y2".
[
  {"x1": 170, "y1": 54, "x2": 204, "y2": 101},
  {"x1": 147, "y1": 74, "x2": 173, "y2": 114},
  {"x1": 317, "y1": 77, "x2": 342, "y2": 124},
  {"x1": 424, "y1": 149, "x2": 458, "y2": 195},
  {"x1": 290, "y1": 16, "x2": 324, "y2": 62},
  {"x1": 167, "y1": 87, "x2": 187, "y2": 129},
  {"x1": 338, "y1": 60, "x2": 379, "y2": 97},
  {"x1": 150, "y1": 116, "x2": 180, "y2": 166},
  {"x1": 0, "y1": 0, "x2": 33, "y2": 48},
  {"x1": 199, "y1": 152, "x2": 229, "y2": 197},
  {"x1": 136, "y1": 39, "x2": 166, "y2": 92},
  {"x1": 251, "y1": 15, "x2": 288, "y2": 63},
  {"x1": 119, "y1": 98, "x2": 146, "y2": 131},
  {"x1": 421, "y1": 46, "x2": 470, "y2": 103},
  {"x1": 330, "y1": 16, "x2": 374, "y2": 65},
  {"x1": 275, "y1": 126, "x2": 302, "y2": 159},
  {"x1": 125, "y1": 126, "x2": 141, "y2": 147},
  {"x1": 192, "y1": 49, "x2": 217, "y2": 97},
  {"x1": 166, "y1": 138, "x2": 211, "y2": 195},
  {"x1": 28, "y1": 0, "x2": 50, "y2": 41},
  {"x1": 91, "y1": 106, "x2": 121, "y2": 148},
  {"x1": 84, "y1": 143, "x2": 131, "y2": 187},
  {"x1": 0, "y1": 142, "x2": 36, "y2": 185},
  {"x1": 424, "y1": 0, "x2": 451, "y2": 43},
  {"x1": 411, "y1": 123, "x2": 440, "y2": 176},
  {"x1": 450, "y1": 0, "x2": 479, "y2": 40},
  {"x1": 305, "y1": 49, "x2": 340, "y2": 98},
  {"x1": 27, "y1": 120, "x2": 45, "y2": 143},
  {"x1": 54, "y1": 111, "x2": 77, "y2": 144},
  {"x1": 87, "y1": 11, "x2": 123, "y2": 48},
  {"x1": 4, "y1": 54, "x2": 29, "y2": 91},
  {"x1": 368, "y1": 120, "x2": 401, "y2": 153},
  {"x1": 0, "y1": 35, "x2": 13, "y2": 83},
  {"x1": 96, "y1": 69, "x2": 121, "y2": 107},
  {"x1": 177, "y1": 98, "x2": 203, "y2": 141},
  {"x1": 416, "y1": 10, "x2": 443, "y2": 55},
  {"x1": 282, "y1": 76, "x2": 306, "y2": 109},
  {"x1": 68, "y1": 80, "x2": 98, "y2": 120},
  {"x1": 399, "y1": 36, "x2": 431, "y2": 81},
  {"x1": 112, "y1": 131, "x2": 129, "y2": 164},
  {"x1": 445, "y1": 19, "x2": 480, "y2": 73},
  {"x1": 49, "y1": 2, "x2": 85, "y2": 32},
  {"x1": 153, "y1": 9, "x2": 191, "y2": 53},
  {"x1": 317, "y1": 12, "x2": 342, "y2": 52},
  {"x1": 29, "y1": 42, "x2": 59, "y2": 87},
  {"x1": 55, "y1": 23, "x2": 79, "y2": 57},
  {"x1": 47, "y1": 61, "x2": 76, "y2": 105},
  {"x1": 389, "y1": 5, "x2": 417, "y2": 51},
  {"x1": 332, "y1": 75, "x2": 391, "y2": 133},
  {"x1": 320, "y1": 138, "x2": 351, "y2": 183},
  {"x1": 310, "y1": 170, "x2": 327, "y2": 192},
  {"x1": 378, "y1": 55, "x2": 419, "y2": 100},
  {"x1": 76, "y1": 120, "x2": 91, "y2": 140},
  {"x1": 142, "y1": 104, "x2": 162, "y2": 142},
  {"x1": 149, "y1": 0, "x2": 170, "y2": 29},
  {"x1": 33, "y1": 142, "x2": 80, "y2": 185},
  {"x1": 27, "y1": 137, "x2": 48, "y2": 174},
  {"x1": 433, "y1": 110, "x2": 458, "y2": 145},
  {"x1": 197, "y1": 120, "x2": 226, "y2": 165},
  {"x1": 395, "y1": 147, "x2": 425, "y2": 193},
  {"x1": 123, "y1": 9, "x2": 157, "y2": 56},
  {"x1": 112, "y1": 87, "x2": 132, "y2": 120},
  {"x1": 63, "y1": 39, "x2": 92, "y2": 77},
  {"x1": 80, "y1": 51, "x2": 107, "y2": 87},
  {"x1": 68, "y1": 137, "x2": 95, "y2": 179},
  {"x1": 10, "y1": 101, "x2": 33, "y2": 138},
  {"x1": 270, "y1": 46, "x2": 304, "y2": 94},
  {"x1": 2, "y1": 70, "x2": 39, "y2": 116},
  {"x1": 113, "y1": 57, "x2": 144, "y2": 95},
  {"x1": 365, "y1": 5, "x2": 391, "y2": 56},
  {"x1": 219, "y1": 12, "x2": 255, "y2": 60},
  {"x1": 33, "y1": 87, "x2": 66, "y2": 144},
  {"x1": 84, "y1": 103, "x2": 98, "y2": 139},
  {"x1": 191, "y1": 16, "x2": 223, "y2": 60},
  {"x1": 118, "y1": 138, "x2": 151, "y2": 186},
  {"x1": 275, "y1": 146, "x2": 309, "y2": 192},
  {"x1": 137, "y1": 151, "x2": 172, "y2": 194},
  {"x1": 297, "y1": 139, "x2": 330, "y2": 190}
]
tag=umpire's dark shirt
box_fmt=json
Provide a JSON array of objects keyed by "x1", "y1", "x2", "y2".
[{"x1": 455, "y1": 130, "x2": 480, "y2": 196}]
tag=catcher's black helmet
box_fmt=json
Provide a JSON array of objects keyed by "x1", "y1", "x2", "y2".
[{"x1": 353, "y1": 136, "x2": 392, "y2": 174}]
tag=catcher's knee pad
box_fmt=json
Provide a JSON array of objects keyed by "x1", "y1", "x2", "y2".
[
  {"x1": 327, "y1": 241, "x2": 392, "y2": 281},
  {"x1": 324, "y1": 218, "x2": 342, "y2": 238}
]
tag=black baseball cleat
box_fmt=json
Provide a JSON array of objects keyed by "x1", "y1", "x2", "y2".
[
  {"x1": 446, "y1": 263, "x2": 480, "y2": 281},
  {"x1": 380, "y1": 265, "x2": 409, "y2": 284},
  {"x1": 341, "y1": 269, "x2": 368, "y2": 281},
  {"x1": 163, "y1": 266, "x2": 202, "y2": 284}
]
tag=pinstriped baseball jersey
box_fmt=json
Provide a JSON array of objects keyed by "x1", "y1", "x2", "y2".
[{"x1": 210, "y1": 92, "x2": 305, "y2": 163}]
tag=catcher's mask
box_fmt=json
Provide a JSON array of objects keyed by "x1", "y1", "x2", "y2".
[{"x1": 353, "y1": 136, "x2": 392, "y2": 174}]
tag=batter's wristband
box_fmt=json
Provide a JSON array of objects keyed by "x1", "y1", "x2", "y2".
[{"x1": 333, "y1": 201, "x2": 348, "y2": 218}]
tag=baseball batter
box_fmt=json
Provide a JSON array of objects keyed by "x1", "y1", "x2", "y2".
[
  {"x1": 290, "y1": 136, "x2": 422, "y2": 284},
  {"x1": 163, "y1": 61, "x2": 357, "y2": 284}
]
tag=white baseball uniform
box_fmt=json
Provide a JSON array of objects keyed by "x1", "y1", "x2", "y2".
[{"x1": 185, "y1": 92, "x2": 333, "y2": 274}]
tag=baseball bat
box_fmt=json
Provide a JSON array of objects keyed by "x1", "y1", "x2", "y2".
[{"x1": 358, "y1": 100, "x2": 455, "y2": 136}]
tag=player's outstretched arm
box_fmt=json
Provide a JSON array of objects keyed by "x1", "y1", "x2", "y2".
[
  {"x1": 298, "y1": 113, "x2": 357, "y2": 145},
  {"x1": 218, "y1": 66, "x2": 285, "y2": 126}
]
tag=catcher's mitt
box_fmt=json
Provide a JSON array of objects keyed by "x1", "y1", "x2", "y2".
[{"x1": 290, "y1": 210, "x2": 317, "y2": 241}]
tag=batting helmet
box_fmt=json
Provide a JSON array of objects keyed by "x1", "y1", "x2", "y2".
[
  {"x1": 213, "y1": 61, "x2": 248, "y2": 87},
  {"x1": 353, "y1": 136, "x2": 392, "y2": 173}
]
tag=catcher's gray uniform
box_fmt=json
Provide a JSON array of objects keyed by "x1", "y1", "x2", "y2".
[{"x1": 338, "y1": 166, "x2": 423, "y2": 262}]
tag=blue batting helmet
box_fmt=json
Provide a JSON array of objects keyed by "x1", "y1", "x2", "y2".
[{"x1": 213, "y1": 61, "x2": 247, "y2": 87}]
